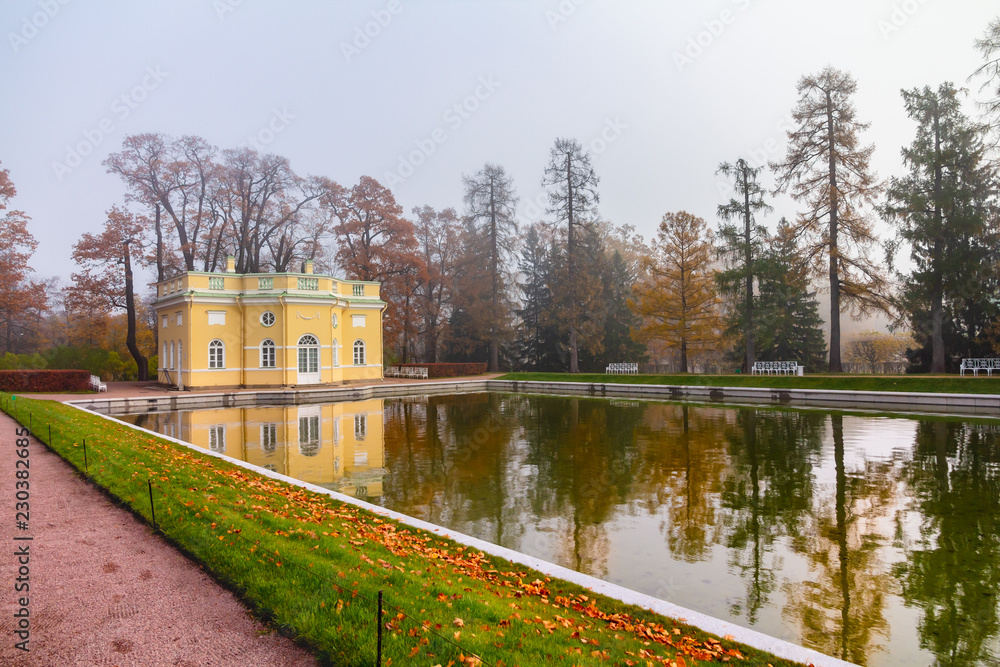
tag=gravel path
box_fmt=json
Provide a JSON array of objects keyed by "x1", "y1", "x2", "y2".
[{"x1": 0, "y1": 410, "x2": 318, "y2": 667}]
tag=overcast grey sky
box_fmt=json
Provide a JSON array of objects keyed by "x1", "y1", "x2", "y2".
[{"x1": 2, "y1": 0, "x2": 996, "y2": 285}]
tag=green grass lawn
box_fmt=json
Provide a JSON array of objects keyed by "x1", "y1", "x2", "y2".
[
  {"x1": 499, "y1": 372, "x2": 1000, "y2": 395},
  {"x1": 2, "y1": 394, "x2": 803, "y2": 667}
]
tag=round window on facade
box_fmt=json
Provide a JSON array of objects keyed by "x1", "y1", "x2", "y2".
[
  {"x1": 331, "y1": 313, "x2": 338, "y2": 328},
  {"x1": 261, "y1": 311, "x2": 276, "y2": 327}
]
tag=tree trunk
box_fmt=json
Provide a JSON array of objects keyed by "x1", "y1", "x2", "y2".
[
  {"x1": 930, "y1": 107, "x2": 946, "y2": 374},
  {"x1": 567, "y1": 156, "x2": 580, "y2": 374},
  {"x1": 827, "y1": 91, "x2": 843, "y2": 372},
  {"x1": 680, "y1": 338, "x2": 688, "y2": 373},
  {"x1": 154, "y1": 203, "x2": 164, "y2": 282},
  {"x1": 743, "y1": 171, "x2": 755, "y2": 370},
  {"x1": 489, "y1": 185, "x2": 500, "y2": 372},
  {"x1": 123, "y1": 241, "x2": 149, "y2": 381}
]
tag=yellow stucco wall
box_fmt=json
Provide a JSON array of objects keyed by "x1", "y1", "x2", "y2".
[{"x1": 153, "y1": 269, "x2": 384, "y2": 389}]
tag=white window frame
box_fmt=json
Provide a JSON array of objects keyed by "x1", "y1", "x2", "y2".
[
  {"x1": 207, "y1": 310, "x2": 226, "y2": 326},
  {"x1": 175, "y1": 311, "x2": 183, "y2": 326},
  {"x1": 353, "y1": 339, "x2": 365, "y2": 366},
  {"x1": 260, "y1": 311, "x2": 275, "y2": 327},
  {"x1": 352, "y1": 314, "x2": 366, "y2": 328},
  {"x1": 208, "y1": 425, "x2": 226, "y2": 453},
  {"x1": 260, "y1": 423, "x2": 278, "y2": 454},
  {"x1": 260, "y1": 339, "x2": 276, "y2": 368},
  {"x1": 162, "y1": 342, "x2": 167, "y2": 369},
  {"x1": 298, "y1": 334, "x2": 320, "y2": 374},
  {"x1": 162, "y1": 315, "x2": 168, "y2": 329},
  {"x1": 298, "y1": 407, "x2": 321, "y2": 457},
  {"x1": 208, "y1": 339, "x2": 225, "y2": 369},
  {"x1": 170, "y1": 341, "x2": 176, "y2": 370}
]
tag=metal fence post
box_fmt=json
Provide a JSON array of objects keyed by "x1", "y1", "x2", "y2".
[
  {"x1": 148, "y1": 480, "x2": 157, "y2": 531},
  {"x1": 376, "y1": 590, "x2": 383, "y2": 666}
]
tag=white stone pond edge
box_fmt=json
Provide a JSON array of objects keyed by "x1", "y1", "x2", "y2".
[{"x1": 67, "y1": 397, "x2": 860, "y2": 667}]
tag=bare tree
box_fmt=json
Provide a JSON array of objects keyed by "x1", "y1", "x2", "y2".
[
  {"x1": 771, "y1": 67, "x2": 888, "y2": 372},
  {"x1": 542, "y1": 139, "x2": 600, "y2": 374}
]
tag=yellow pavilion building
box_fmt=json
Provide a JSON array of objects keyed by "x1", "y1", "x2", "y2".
[{"x1": 153, "y1": 258, "x2": 385, "y2": 389}]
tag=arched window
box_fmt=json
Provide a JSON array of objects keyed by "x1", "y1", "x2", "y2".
[
  {"x1": 297, "y1": 334, "x2": 319, "y2": 376},
  {"x1": 260, "y1": 339, "x2": 276, "y2": 368},
  {"x1": 353, "y1": 339, "x2": 365, "y2": 366},
  {"x1": 170, "y1": 341, "x2": 176, "y2": 370},
  {"x1": 332, "y1": 338, "x2": 340, "y2": 367},
  {"x1": 208, "y1": 339, "x2": 225, "y2": 369},
  {"x1": 162, "y1": 342, "x2": 167, "y2": 369}
]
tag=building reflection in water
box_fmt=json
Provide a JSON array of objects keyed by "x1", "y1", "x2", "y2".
[{"x1": 133, "y1": 399, "x2": 386, "y2": 499}]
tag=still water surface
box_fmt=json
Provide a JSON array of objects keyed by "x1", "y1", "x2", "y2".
[{"x1": 121, "y1": 392, "x2": 1000, "y2": 666}]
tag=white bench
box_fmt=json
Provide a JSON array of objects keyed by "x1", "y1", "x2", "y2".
[
  {"x1": 606, "y1": 363, "x2": 639, "y2": 375},
  {"x1": 960, "y1": 358, "x2": 1000, "y2": 376},
  {"x1": 384, "y1": 366, "x2": 428, "y2": 380},
  {"x1": 89, "y1": 374, "x2": 108, "y2": 392},
  {"x1": 751, "y1": 361, "x2": 802, "y2": 376}
]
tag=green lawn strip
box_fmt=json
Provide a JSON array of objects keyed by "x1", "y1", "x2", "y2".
[
  {"x1": 3, "y1": 394, "x2": 805, "y2": 667},
  {"x1": 499, "y1": 372, "x2": 1000, "y2": 395}
]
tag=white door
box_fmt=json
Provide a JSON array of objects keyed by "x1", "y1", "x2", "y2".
[{"x1": 297, "y1": 334, "x2": 321, "y2": 384}]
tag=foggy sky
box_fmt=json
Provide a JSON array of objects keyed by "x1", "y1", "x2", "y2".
[{"x1": 2, "y1": 0, "x2": 996, "y2": 299}]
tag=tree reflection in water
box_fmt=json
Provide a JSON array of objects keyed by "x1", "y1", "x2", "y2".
[{"x1": 307, "y1": 394, "x2": 1000, "y2": 666}]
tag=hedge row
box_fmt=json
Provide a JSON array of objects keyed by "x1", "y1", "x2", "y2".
[
  {"x1": 0, "y1": 370, "x2": 92, "y2": 392},
  {"x1": 396, "y1": 362, "x2": 487, "y2": 378}
]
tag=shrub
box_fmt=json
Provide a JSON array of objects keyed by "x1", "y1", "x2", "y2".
[
  {"x1": 0, "y1": 370, "x2": 91, "y2": 392},
  {"x1": 396, "y1": 363, "x2": 487, "y2": 378}
]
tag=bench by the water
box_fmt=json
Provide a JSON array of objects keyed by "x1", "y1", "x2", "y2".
[
  {"x1": 751, "y1": 361, "x2": 802, "y2": 376},
  {"x1": 960, "y1": 358, "x2": 1000, "y2": 376},
  {"x1": 89, "y1": 374, "x2": 108, "y2": 392},
  {"x1": 384, "y1": 366, "x2": 429, "y2": 380},
  {"x1": 606, "y1": 363, "x2": 638, "y2": 375}
]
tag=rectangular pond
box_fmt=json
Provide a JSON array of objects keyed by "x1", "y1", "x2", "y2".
[{"x1": 117, "y1": 391, "x2": 1000, "y2": 666}]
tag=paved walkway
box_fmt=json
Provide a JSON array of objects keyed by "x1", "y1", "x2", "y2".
[{"x1": 0, "y1": 409, "x2": 317, "y2": 666}]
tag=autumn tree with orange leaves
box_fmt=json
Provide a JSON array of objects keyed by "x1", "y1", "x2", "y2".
[
  {"x1": 328, "y1": 176, "x2": 422, "y2": 359},
  {"x1": 69, "y1": 206, "x2": 153, "y2": 380},
  {"x1": 632, "y1": 211, "x2": 720, "y2": 373},
  {"x1": 0, "y1": 163, "x2": 47, "y2": 354}
]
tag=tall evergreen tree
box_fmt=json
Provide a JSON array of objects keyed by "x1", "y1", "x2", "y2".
[
  {"x1": 716, "y1": 159, "x2": 772, "y2": 371},
  {"x1": 771, "y1": 67, "x2": 888, "y2": 371},
  {"x1": 882, "y1": 83, "x2": 998, "y2": 372},
  {"x1": 542, "y1": 138, "x2": 600, "y2": 373},
  {"x1": 973, "y1": 17, "x2": 1000, "y2": 139},
  {"x1": 463, "y1": 163, "x2": 519, "y2": 371},
  {"x1": 595, "y1": 250, "x2": 645, "y2": 369},
  {"x1": 515, "y1": 223, "x2": 561, "y2": 370},
  {"x1": 757, "y1": 221, "x2": 828, "y2": 371}
]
